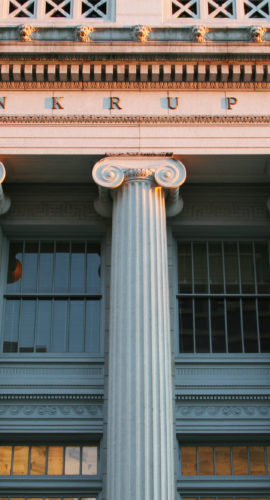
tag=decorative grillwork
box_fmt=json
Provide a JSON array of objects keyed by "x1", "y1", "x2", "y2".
[
  {"x1": 172, "y1": 0, "x2": 200, "y2": 18},
  {"x1": 45, "y1": 0, "x2": 72, "y2": 18},
  {"x1": 81, "y1": 0, "x2": 108, "y2": 18},
  {"x1": 207, "y1": 0, "x2": 236, "y2": 18},
  {"x1": 244, "y1": 0, "x2": 270, "y2": 18},
  {"x1": 8, "y1": 0, "x2": 36, "y2": 17},
  {"x1": 170, "y1": 0, "x2": 270, "y2": 20}
]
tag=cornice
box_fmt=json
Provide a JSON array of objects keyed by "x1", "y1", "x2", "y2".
[
  {"x1": 0, "y1": 60, "x2": 270, "y2": 87},
  {"x1": 0, "y1": 115, "x2": 270, "y2": 125}
]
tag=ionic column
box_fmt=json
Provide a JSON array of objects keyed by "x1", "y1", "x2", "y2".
[{"x1": 93, "y1": 156, "x2": 186, "y2": 500}]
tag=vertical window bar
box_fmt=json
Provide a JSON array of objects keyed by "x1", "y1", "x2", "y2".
[
  {"x1": 247, "y1": 444, "x2": 251, "y2": 475},
  {"x1": 80, "y1": 445, "x2": 83, "y2": 475},
  {"x1": 206, "y1": 242, "x2": 213, "y2": 353},
  {"x1": 191, "y1": 243, "x2": 196, "y2": 352},
  {"x1": 196, "y1": 446, "x2": 199, "y2": 475},
  {"x1": 221, "y1": 242, "x2": 229, "y2": 353},
  {"x1": 213, "y1": 446, "x2": 216, "y2": 475},
  {"x1": 28, "y1": 445, "x2": 32, "y2": 475},
  {"x1": 66, "y1": 297, "x2": 70, "y2": 353},
  {"x1": 230, "y1": 445, "x2": 234, "y2": 475},
  {"x1": 264, "y1": 445, "x2": 268, "y2": 476},
  {"x1": 17, "y1": 241, "x2": 26, "y2": 352},
  {"x1": 33, "y1": 240, "x2": 41, "y2": 352},
  {"x1": 50, "y1": 242, "x2": 56, "y2": 351},
  {"x1": 63, "y1": 445, "x2": 66, "y2": 475},
  {"x1": 45, "y1": 444, "x2": 48, "y2": 475},
  {"x1": 66, "y1": 241, "x2": 72, "y2": 353},
  {"x1": 10, "y1": 444, "x2": 14, "y2": 475},
  {"x1": 253, "y1": 242, "x2": 262, "y2": 353},
  {"x1": 83, "y1": 242, "x2": 87, "y2": 352},
  {"x1": 237, "y1": 242, "x2": 245, "y2": 352}
]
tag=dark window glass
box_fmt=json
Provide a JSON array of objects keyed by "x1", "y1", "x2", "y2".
[
  {"x1": 178, "y1": 240, "x2": 270, "y2": 354},
  {"x1": 3, "y1": 240, "x2": 101, "y2": 354}
]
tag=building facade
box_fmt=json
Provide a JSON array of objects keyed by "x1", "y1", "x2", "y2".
[{"x1": 0, "y1": 1, "x2": 269, "y2": 499}]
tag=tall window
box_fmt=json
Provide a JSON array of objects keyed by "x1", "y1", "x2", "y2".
[
  {"x1": 178, "y1": 241, "x2": 270, "y2": 354},
  {"x1": 2, "y1": 240, "x2": 101, "y2": 354}
]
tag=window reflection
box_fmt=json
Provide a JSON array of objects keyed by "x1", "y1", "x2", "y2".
[
  {"x1": 3, "y1": 240, "x2": 101, "y2": 354},
  {"x1": 0, "y1": 444, "x2": 98, "y2": 476},
  {"x1": 180, "y1": 444, "x2": 269, "y2": 476}
]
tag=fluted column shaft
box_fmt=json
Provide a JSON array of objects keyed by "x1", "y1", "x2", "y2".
[{"x1": 92, "y1": 157, "x2": 186, "y2": 500}]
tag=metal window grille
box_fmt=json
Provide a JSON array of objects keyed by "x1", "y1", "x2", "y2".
[
  {"x1": 8, "y1": 0, "x2": 36, "y2": 17},
  {"x1": 207, "y1": 0, "x2": 236, "y2": 18},
  {"x1": 171, "y1": 0, "x2": 200, "y2": 18},
  {"x1": 0, "y1": 444, "x2": 98, "y2": 476},
  {"x1": 180, "y1": 444, "x2": 270, "y2": 476},
  {"x1": 243, "y1": 0, "x2": 270, "y2": 18},
  {"x1": 177, "y1": 241, "x2": 270, "y2": 354},
  {"x1": 45, "y1": 0, "x2": 72, "y2": 17},
  {"x1": 2, "y1": 240, "x2": 101, "y2": 354},
  {"x1": 81, "y1": 0, "x2": 108, "y2": 18}
]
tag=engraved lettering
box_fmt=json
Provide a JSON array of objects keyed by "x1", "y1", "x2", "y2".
[
  {"x1": 53, "y1": 97, "x2": 64, "y2": 110},
  {"x1": 0, "y1": 97, "x2": 6, "y2": 109},
  {"x1": 226, "y1": 97, "x2": 238, "y2": 110},
  {"x1": 168, "y1": 97, "x2": 179, "y2": 110},
  {"x1": 110, "y1": 97, "x2": 122, "y2": 110}
]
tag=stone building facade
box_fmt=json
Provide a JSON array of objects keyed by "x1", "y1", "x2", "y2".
[{"x1": 0, "y1": 1, "x2": 269, "y2": 499}]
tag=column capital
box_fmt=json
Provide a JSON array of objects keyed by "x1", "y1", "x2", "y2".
[{"x1": 92, "y1": 155, "x2": 186, "y2": 217}]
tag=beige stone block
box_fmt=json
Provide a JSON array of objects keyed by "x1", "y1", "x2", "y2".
[
  {"x1": 128, "y1": 64, "x2": 137, "y2": 82},
  {"x1": 140, "y1": 64, "x2": 148, "y2": 82},
  {"x1": 243, "y1": 64, "x2": 253, "y2": 82},
  {"x1": 197, "y1": 64, "x2": 206, "y2": 82},
  {"x1": 93, "y1": 64, "x2": 102, "y2": 82},
  {"x1": 82, "y1": 64, "x2": 91, "y2": 82},
  {"x1": 174, "y1": 64, "x2": 183, "y2": 82},
  {"x1": 105, "y1": 64, "x2": 114, "y2": 82},
  {"x1": 13, "y1": 64, "x2": 21, "y2": 82},
  {"x1": 1, "y1": 64, "x2": 10, "y2": 82},
  {"x1": 152, "y1": 64, "x2": 160, "y2": 82},
  {"x1": 232, "y1": 64, "x2": 241, "y2": 82},
  {"x1": 24, "y1": 64, "x2": 33, "y2": 82},
  {"x1": 220, "y1": 64, "x2": 229, "y2": 82},
  {"x1": 36, "y1": 64, "x2": 45, "y2": 82},
  {"x1": 255, "y1": 64, "x2": 264, "y2": 82},
  {"x1": 47, "y1": 64, "x2": 56, "y2": 82},
  {"x1": 59, "y1": 64, "x2": 68, "y2": 82},
  {"x1": 186, "y1": 64, "x2": 194, "y2": 82},
  {"x1": 209, "y1": 64, "x2": 217, "y2": 82},
  {"x1": 163, "y1": 64, "x2": 171, "y2": 82},
  {"x1": 71, "y1": 64, "x2": 80, "y2": 82},
  {"x1": 117, "y1": 64, "x2": 125, "y2": 82}
]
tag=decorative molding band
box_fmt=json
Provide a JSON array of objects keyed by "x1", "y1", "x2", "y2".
[
  {"x1": 1, "y1": 114, "x2": 270, "y2": 125},
  {"x1": 0, "y1": 25, "x2": 270, "y2": 44},
  {"x1": 175, "y1": 394, "x2": 270, "y2": 401},
  {"x1": 175, "y1": 404, "x2": 270, "y2": 418},
  {"x1": 0, "y1": 61, "x2": 270, "y2": 86},
  {"x1": 0, "y1": 403, "x2": 104, "y2": 417},
  {"x1": 0, "y1": 394, "x2": 103, "y2": 401}
]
